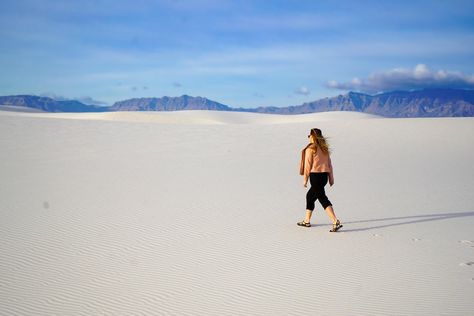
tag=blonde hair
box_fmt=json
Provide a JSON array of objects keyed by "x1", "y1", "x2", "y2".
[{"x1": 310, "y1": 128, "x2": 330, "y2": 154}]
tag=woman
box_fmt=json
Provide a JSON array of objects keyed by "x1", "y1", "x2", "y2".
[{"x1": 297, "y1": 128, "x2": 343, "y2": 232}]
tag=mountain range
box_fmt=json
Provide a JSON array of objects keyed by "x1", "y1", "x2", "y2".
[{"x1": 1, "y1": 88, "x2": 473, "y2": 117}]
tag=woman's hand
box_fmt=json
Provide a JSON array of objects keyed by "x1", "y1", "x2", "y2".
[{"x1": 303, "y1": 182, "x2": 308, "y2": 188}]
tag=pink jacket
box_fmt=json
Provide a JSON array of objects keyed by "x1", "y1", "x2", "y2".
[{"x1": 299, "y1": 144, "x2": 334, "y2": 186}]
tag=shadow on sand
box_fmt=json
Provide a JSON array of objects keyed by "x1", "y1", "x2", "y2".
[{"x1": 341, "y1": 211, "x2": 474, "y2": 232}]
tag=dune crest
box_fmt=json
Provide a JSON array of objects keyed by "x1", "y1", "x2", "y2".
[{"x1": 0, "y1": 108, "x2": 380, "y2": 124}]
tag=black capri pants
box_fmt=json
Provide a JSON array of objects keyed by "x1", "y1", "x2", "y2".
[{"x1": 306, "y1": 172, "x2": 332, "y2": 211}]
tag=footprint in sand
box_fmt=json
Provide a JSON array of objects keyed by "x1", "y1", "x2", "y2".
[
  {"x1": 411, "y1": 238, "x2": 433, "y2": 242},
  {"x1": 459, "y1": 262, "x2": 474, "y2": 267},
  {"x1": 458, "y1": 240, "x2": 473, "y2": 247}
]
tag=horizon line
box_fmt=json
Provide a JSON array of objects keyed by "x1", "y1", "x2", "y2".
[{"x1": 2, "y1": 87, "x2": 474, "y2": 108}]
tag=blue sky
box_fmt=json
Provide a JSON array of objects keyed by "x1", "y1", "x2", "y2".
[{"x1": 1, "y1": 0, "x2": 473, "y2": 107}]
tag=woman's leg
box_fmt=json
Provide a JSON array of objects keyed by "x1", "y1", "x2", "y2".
[
  {"x1": 318, "y1": 190, "x2": 338, "y2": 223},
  {"x1": 316, "y1": 173, "x2": 339, "y2": 224},
  {"x1": 324, "y1": 205, "x2": 338, "y2": 224},
  {"x1": 304, "y1": 209, "x2": 313, "y2": 223},
  {"x1": 302, "y1": 174, "x2": 318, "y2": 224}
]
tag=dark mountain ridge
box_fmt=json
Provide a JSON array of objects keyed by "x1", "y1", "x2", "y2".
[
  {"x1": 238, "y1": 89, "x2": 474, "y2": 117},
  {"x1": 1, "y1": 89, "x2": 473, "y2": 117}
]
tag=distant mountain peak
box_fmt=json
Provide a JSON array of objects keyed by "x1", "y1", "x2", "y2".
[{"x1": 109, "y1": 95, "x2": 231, "y2": 112}]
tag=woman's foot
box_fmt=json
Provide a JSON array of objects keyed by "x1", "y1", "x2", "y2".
[
  {"x1": 330, "y1": 219, "x2": 343, "y2": 232},
  {"x1": 297, "y1": 221, "x2": 311, "y2": 227}
]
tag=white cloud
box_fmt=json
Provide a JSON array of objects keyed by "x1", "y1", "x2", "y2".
[
  {"x1": 39, "y1": 92, "x2": 108, "y2": 105},
  {"x1": 326, "y1": 64, "x2": 474, "y2": 93},
  {"x1": 76, "y1": 96, "x2": 109, "y2": 106},
  {"x1": 294, "y1": 85, "x2": 310, "y2": 96},
  {"x1": 39, "y1": 92, "x2": 69, "y2": 101}
]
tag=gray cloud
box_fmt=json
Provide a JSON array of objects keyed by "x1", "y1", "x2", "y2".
[
  {"x1": 326, "y1": 64, "x2": 474, "y2": 94},
  {"x1": 173, "y1": 82, "x2": 182, "y2": 88},
  {"x1": 294, "y1": 85, "x2": 310, "y2": 96}
]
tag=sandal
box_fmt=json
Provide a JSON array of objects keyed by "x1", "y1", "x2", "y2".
[
  {"x1": 297, "y1": 221, "x2": 311, "y2": 227},
  {"x1": 330, "y1": 220, "x2": 343, "y2": 232}
]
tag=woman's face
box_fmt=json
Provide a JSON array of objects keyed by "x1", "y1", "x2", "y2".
[{"x1": 308, "y1": 133, "x2": 316, "y2": 144}]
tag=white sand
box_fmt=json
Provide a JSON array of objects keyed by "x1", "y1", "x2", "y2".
[{"x1": 0, "y1": 109, "x2": 473, "y2": 315}]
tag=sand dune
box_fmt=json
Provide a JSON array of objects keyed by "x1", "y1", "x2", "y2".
[
  {"x1": 0, "y1": 107, "x2": 380, "y2": 124},
  {"x1": 0, "y1": 110, "x2": 473, "y2": 315}
]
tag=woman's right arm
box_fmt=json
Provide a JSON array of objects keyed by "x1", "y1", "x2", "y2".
[{"x1": 328, "y1": 155, "x2": 334, "y2": 186}]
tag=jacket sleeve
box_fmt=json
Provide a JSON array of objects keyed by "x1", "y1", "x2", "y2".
[
  {"x1": 303, "y1": 148, "x2": 313, "y2": 185},
  {"x1": 328, "y1": 155, "x2": 334, "y2": 186},
  {"x1": 299, "y1": 148, "x2": 305, "y2": 176}
]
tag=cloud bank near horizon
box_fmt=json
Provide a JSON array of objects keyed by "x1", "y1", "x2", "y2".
[
  {"x1": 39, "y1": 92, "x2": 109, "y2": 106},
  {"x1": 326, "y1": 64, "x2": 474, "y2": 94}
]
